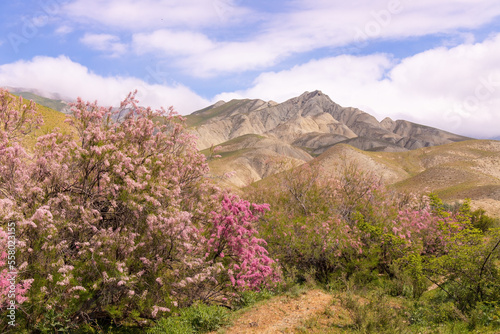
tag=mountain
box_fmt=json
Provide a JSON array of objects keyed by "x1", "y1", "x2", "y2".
[
  {"x1": 187, "y1": 90, "x2": 471, "y2": 186},
  {"x1": 251, "y1": 140, "x2": 500, "y2": 218},
  {"x1": 4, "y1": 87, "x2": 71, "y2": 112},
  {"x1": 0, "y1": 90, "x2": 74, "y2": 150},
  {"x1": 189, "y1": 90, "x2": 469, "y2": 154}
]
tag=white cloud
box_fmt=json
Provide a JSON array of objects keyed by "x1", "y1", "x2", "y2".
[
  {"x1": 126, "y1": 0, "x2": 500, "y2": 77},
  {"x1": 216, "y1": 33, "x2": 500, "y2": 138},
  {"x1": 0, "y1": 55, "x2": 209, "y2": 114},
  {"x1": 215, "y1": 54, "x2": 394, "y2": 102},
  {"x1": 288, "y1": 0, "x2": 500, "y2": 39},
  {"x1": 177, "y1": 38, "x2": 289, "y2": 77},
  {"x1": 260, "y1": 0, "x2": 500, "y2": 56},
  {"x1": 62, "y1": 0, "x2": 253, "y2": 30},
  {"x1": 80, "y1": 33, "x2": 128, "y2": 57},
  {"x1": 55, "y1": 25, "x2": 74, "y2": 35},
  {"x1": 131, "y1": 29, "x2": 295, "y2": 77},
  {"x1": 132, "y1": 30, "x2": 215, "y2": 56}
]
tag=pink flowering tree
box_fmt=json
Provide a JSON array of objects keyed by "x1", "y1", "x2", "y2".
[
  {"x1": 0, "y1": 89, "x2": 278, "y2": 331},
  {"x1": 0, "y1": 91, "x2": 40, "y2": 313}
]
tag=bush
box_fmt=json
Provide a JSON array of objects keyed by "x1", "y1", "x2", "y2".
[
  {"x1": 468, "y1": 301, "x2": 500, "y2": 330},
  {"x1": 0, "y1": 89, "x2": 279, "y2": 331},
  {"x1": 251, "y1": 159, "x2": 500, "y2": 321},
  {"x1": 425, "y1": 227, "x2": 500, "y2": 311},
  {"x1": 148, "y1": 303, "x2": 229, "y2": 334},
  {"x1": 234, "y1": 289, "x2": 274, "y2": 308},
  {"x1": 251, "y1": 162, "x2": 462, "y2": 287},
  {"x1": 339, "y1": 292, "x2": 407, "y2": 333}
]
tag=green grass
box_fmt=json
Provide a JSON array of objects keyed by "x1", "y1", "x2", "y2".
[
  {"x1": 216, "y1": 134, "x2": 266, "y2": 148},
  {"x1": 148, "y1": 303, "x2": 230, "y2": 334}
]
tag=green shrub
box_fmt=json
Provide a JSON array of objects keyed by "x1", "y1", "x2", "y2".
[
  {"x1": 339, "y1": 292, "x2": 407, "y2": 333},
  {"x1": 470, "y1": 208, "x2": 499, "y2": 232},
  {"x1": 234, "y1": 289, "x2": 274, "y2": 308},
  {"x1": 148, "y1": 317, "x2": 194, "y2": 334},
  {"x1": 468, "y1": 301, "x2": 500, "y2": 330},
  {"x1": 148, "y1": 303, "x2": 229, "y2": 334}
]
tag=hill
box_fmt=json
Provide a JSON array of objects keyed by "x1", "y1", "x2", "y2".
[
  {"x1": 1, "y1": 90, "x2": 74, "y2": 150},
  {"x1": 315, "y1": 140, "x2": 500, "y2": 215},
  {"x1": 185, "y1": 90, "x2": 499, "y2": 215}
]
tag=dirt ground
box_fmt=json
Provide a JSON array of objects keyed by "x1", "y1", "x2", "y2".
[{"x1": 212, "y1": 289, "x2": 337, "y2": 334}]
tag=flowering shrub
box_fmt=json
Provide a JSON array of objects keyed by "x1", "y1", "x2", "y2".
[
  {"x1": 251, "y1": 163, "x2": 474, "y2": 286},
  {"x1": 0, "y1": 224, "x2": 33, "y2": 308},
  {"x1": 0, "y1": 89, "x2": 277, "y2": 331}
]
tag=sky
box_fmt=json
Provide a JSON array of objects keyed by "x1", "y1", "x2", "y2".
[{"x1": 1, "y1": 0, "x2": 500, "y2": 138}]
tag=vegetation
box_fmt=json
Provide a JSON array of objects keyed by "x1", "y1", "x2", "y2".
[
  {"x1": 248, "y1": 161, "x2": 500, "y2": 332},
  {"x1": 0, "y1": 89, "x2": 278, "y2": 332},
  {"x1": 1, "y1": 88, "x2": 499, "y2": 333}
]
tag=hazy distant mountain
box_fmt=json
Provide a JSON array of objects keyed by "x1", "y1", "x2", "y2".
[{"x1": 4, "y1": 87, "x2": 71, "y2": 112}]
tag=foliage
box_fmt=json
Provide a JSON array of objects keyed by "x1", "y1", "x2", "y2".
[
  {"x1": 468, "y1": 301, "x2": 500, "y2": 330},
  {"x1": 470, "y1": 208, "x2": 499, "y2": 232},
  {"x1": 0, "y1": 88, "x2": 278, "y2": 331},
  {"x1": 339, "y1": 292, "x2": 408, "y2": 333},
  {"x1": 148, "y1": 303, "x2": 229, "y2": 334},
  {"x1": 233, "y1": 288, "x2": 275, "y2": 308},
  {"x1": 425, "y1": 227, "x2": 500, "y2": 311},
  {"x1": 251, "y1": 162, "x2": 440, "y2": 284},
  {"x1": 251, "y1": 160, "x2": 500, "y2": 319}
]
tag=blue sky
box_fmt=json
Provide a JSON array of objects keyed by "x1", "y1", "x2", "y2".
[{"x1": 1, "y1": 0, "x2": 500, "y2": 138}]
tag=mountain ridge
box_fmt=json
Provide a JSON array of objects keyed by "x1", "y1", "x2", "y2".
[
  {"x1": 188, "y1": 90, "x2": 471, "y2": 154},
  {"x1": 186, "y1": 90, "x2": 485, "y2": 195}
]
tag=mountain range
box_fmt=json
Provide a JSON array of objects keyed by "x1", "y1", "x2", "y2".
[
  {"x1": 186, "y1": 91, "x2": 500, "y2": 217},
  {"x1": 186, "y1": 90, "x2": 473, "y2": 185},
  {"x1": 188, "y1": 90, "x2": 470, "y2": 154}
]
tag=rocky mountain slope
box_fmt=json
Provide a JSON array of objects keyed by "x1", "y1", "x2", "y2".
[
  {"x1": 188, "y1": 90, "x2": 469, "y2": 154},
  {"x1": 187, "y1": 91, "x2": 500, "y2": 216},
  {"x1": 188, "y1": 90, "x2": 471, "y2": 187}
]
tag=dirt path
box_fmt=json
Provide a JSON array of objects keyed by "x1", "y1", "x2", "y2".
[{"x1": 217, "y1": 289, "x2": 333, "y2": 334}]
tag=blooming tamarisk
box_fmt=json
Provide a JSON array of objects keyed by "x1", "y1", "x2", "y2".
[{"x1": 0, "y1": 89, "x2": 278, "y2": 331}]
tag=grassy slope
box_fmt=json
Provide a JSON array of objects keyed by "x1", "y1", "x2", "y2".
[
  {"x1": 242, "y1": 140, "x2": 500, "y2": 216},
  {"x1": 20, "y1": 101, "x2": 74, "y2": 151},
  {"x1": 312, "y1": 139, "x2": 500, "y2": 198},
  {"x1": 186, "y1": 99, "x2": 251, "y2": 128}
]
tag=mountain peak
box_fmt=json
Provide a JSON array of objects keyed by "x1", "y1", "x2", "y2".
[
  {"x1": 212, "y1": 100, "x2": 226, "y2": 108},
  {"x1": 298, "y1": 90, "x2": 327, "y2": 100}
]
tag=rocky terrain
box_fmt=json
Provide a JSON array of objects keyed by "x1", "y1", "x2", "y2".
[
  {"x1": 187, "y1": 91, "x2": 500, "y2": 216},
  {"x1": 187, "y1": 90, "x2": 470, "y2": 185},
  {"x1": 188, "y1": 90, "x2": 469, "y2": 154}
]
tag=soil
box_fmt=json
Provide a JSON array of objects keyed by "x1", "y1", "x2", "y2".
[{"x1": 213, "y1": 289, "x2": 336, "y2": 334}]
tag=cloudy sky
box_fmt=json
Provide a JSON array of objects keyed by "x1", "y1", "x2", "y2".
[{"x1": 1, "y1": 0, "x2": 500, "y2": 138}]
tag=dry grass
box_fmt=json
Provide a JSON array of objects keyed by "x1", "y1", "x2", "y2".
[{"x1": 20, "y1": 103, "x2": 75, "y2": 151}]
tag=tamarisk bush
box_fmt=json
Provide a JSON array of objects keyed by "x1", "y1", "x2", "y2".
[
  {"x1": 251, "y1": 163, "x2": 471, "y2": 285},
  {"x1": 0, "y1": 89, "x2": 278, "y2": 331}
]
